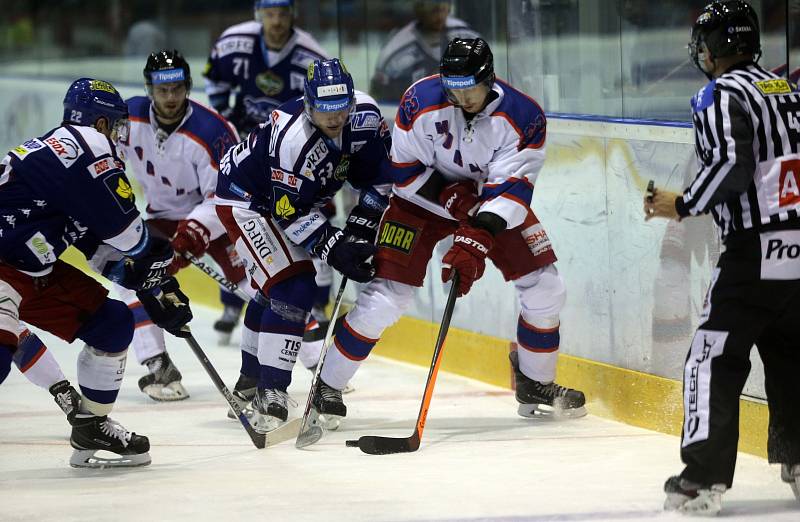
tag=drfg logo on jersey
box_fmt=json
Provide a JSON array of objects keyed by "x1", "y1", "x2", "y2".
[
  {"x1": 683, "y1": 330, "x2": 727, "y2": 448},
  {"x1": 760, "y1": 230, "x2": 800, "y2": 279},
  {"x1": 242, "y1": 219, "x2": 275, "y2": 264}
]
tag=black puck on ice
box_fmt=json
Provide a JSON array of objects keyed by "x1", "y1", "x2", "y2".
[{"x1": 346, "y1": 439, "x2": 359, "y2": 447}]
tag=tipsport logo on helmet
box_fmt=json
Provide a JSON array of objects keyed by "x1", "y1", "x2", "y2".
[
  {"x1": 151, "y1": 68, "x2": 185, "y2": 84},
  {"x1": 90, "y1": 80, "x2": 117, "y2": 94},
  {"x1": 255, "y1": 0, "x2": 292, "y2": 7},
  {"x1": 442, "y1": 75, "x2": 476, "y2": 89},
  {"x1": 313, "y1": 98, "x2": 350, "y2": 112}
]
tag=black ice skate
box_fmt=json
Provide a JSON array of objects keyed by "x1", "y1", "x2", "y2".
[
  {"x1": 782, "y1": 464, "x2": 800, "y2": 501},
  {"x1": 138, "y1": 352, "x2": 189, "y2": 402},
  {"x1": 69, "y1": 414, "x2": 151, "y2": 468},
  {"x1": 311, "y1": 379, "x2": 347, "y2": 431},
  {"x1": 509, "y1": 351, "x2": 586, "y2": 418},
  {"x1": 227, "y1": 374, "x2": 257, "y2": 420},
  {"x1": 49, "y1": 380, "x2": 80, "y2": 425},
  {"x1": 214, "y1": 305, "x2": 242, "y2": 346},
  {"x1": 251, "y1": 387, "x2": 294, "y2": 434},
  {"x1": 663, "y1": 475, "x2": 726, "y2": 515}
]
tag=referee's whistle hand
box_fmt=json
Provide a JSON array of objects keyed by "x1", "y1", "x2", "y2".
[{"x1": 643, "y1": 190, "x2": 681, "y2": 221}]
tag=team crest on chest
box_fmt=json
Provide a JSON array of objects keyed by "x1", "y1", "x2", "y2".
[
  {"x1": 256, "y1": 70, "x2": 284, "y2": 96},
  {"x1": 334, "y1": 155, "x2": 350, "y2": 181}
]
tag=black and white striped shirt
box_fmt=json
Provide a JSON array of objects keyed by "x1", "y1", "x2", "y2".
[{"x1": 676, "y1": 62, "x2": 800, "y2": 240}]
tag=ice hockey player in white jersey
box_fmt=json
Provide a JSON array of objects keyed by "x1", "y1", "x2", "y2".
[
  {"x1": 215, "y1": 58, "x2": 392, "y2": 432},
  {"x1": 0, "y1": 78, "x2": 192, "y2": 467},
  {"x1": 116, "y1": 50, "x2": 247, "y2": 401},
  {"x1": 203, "y1": 0, "x2": 329, "y2": 137},
  {"x1": 324, "y1": 38, "x2": 587, "y2": 420}
]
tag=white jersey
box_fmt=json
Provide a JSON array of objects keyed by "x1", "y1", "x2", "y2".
[
  {"x1": 391, "y1": 75, "x2": 547, "y2": 229},
  {"x1": 120, "y1": 96, "x2": 239, "y2": 239}
]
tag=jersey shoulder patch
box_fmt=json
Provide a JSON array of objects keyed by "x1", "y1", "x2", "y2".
[
  {"x1": 126, "y1": 96, "x2": 151, "y2": 122},
  {"x1": 752, "y1": 77, "x2": 793, "y2": 96},
  {"x1": 396, "y1": 75, "x2": 450, "y2": 130},
  {"x1": 492, "y1": 80, "x2": 546, "y2": 148},
  {"x1": 691, "y1": 79, "x2": 717, "y2": 113},
  {"x1": 42, "y1": 126, "x2": 89, "y2": 168}
]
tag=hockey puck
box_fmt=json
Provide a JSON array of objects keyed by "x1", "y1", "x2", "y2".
[{"x1": 345, "y1": 439, "x2": 359, "y2": 447}]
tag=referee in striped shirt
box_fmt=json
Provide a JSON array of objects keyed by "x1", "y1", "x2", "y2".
[{"x1": 643, "y1": 0, "x2": 800, "y2": 515}]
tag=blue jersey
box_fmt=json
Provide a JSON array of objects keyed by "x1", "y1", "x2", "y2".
[
  {"x1": 204, "y1": 22, "x2": 328, "y2": 135},
  {"x1": 0, "y1": 125, "x2": 146, "y2": 274},
  {"x1": 216, "y1": 91, "x2": 392, "y2": 250}
]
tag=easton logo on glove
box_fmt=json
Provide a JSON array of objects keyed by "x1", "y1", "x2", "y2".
[{"x1": 453, "y1": 234, "x2": 490, "y2": 255}]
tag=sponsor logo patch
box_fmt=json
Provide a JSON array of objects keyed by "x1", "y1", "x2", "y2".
[
  {"x1": 317, "y1": 84, "x2": 348, "y2": 97},
  {"x1": 102, "y1": 175, "x2": 136, "y2": 214},
  {"x1": 89, "y1": 80, "x2": 116, "y2": 94},
  {"x1": 25, "y1": 231, "x2": 56, "y2": 266},
  {"x1": 760, "y1": 230, "x2": 800, "y2": 280},
  {"x1": 44, "y1": 135, "x2": 83, "y2": 168},
  {"x1": 10, "y1": 139, "x2": 44, "y2": 160},
  {"x1": 377, "y1": 221, "x2": 417, "y2": 254},
  {"x1": 274, "y1": 194, "x2": 296, "y2": 218},
  {"x1": 753, "y1": 78, "x2": 792, "y2": 96},
  {"x1": 303, "y1": 139, "x2": 329, "y2": 171},
  {"x1": 87, "y1": 157, "x2": 116, "y2": 178},
  {"x1": 522, "y1": 223, "x2": 552, "y2": 256},
  {"x1": 215, "y1": 36, "x2": 254, "y2": 57}
]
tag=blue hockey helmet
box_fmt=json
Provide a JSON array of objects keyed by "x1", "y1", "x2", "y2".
[
  {"x1": 304, "y1": 58, "x2": 355, "y2": 117},
  {"x1": 63, "y1": 78, "x2": 129, "y2": 141}
]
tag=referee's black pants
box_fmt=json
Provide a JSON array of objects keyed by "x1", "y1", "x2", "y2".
[{"x1": 679, "y1": 230, "x2": 800, "y2": 488}]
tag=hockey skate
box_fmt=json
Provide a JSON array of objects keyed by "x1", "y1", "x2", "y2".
[
  {"x1": 509, "y1": 351, "x2": 586, "y2": 418},
  {"x1": 251, "y1": 387, "x2": 296, "y2": 434},
  {"x1": 781, "y1": 463, "x2": 800, "y2": 501},
  {"x1": 214, "y1": 305, "x2": 242, "y2": 346},
  {"x1": 226, "y1": 374, "x2": 257, "y2": 420},
  {"x1": 311, "y1": 379, "x2": 347, "y2": 431},
  {"x1": 663, "y1": 475, "x2": 726, "y2": 515},
  {"x1": 138, "y1": 352, "x2": 189, "y2": 402},
  {"x1": 69, "y1": 414, "x2": 151, "y2": 468},
  {"x1": 49, "y1": 380, "x2": 81, "y2": 425}
]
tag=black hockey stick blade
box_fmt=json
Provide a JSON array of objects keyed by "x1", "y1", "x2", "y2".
[
  {"x1": 346, "y1": 273, "x2": 459, "y2": 455},
  {"x1": 182, "y1": 330, "x2": 267, "y2": 449}
]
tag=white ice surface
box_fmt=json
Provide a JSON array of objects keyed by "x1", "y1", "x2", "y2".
[{"x1": 0, "y1": 305, "x2": 797, "y2": 522}]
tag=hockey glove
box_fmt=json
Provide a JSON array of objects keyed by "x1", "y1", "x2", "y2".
[
  {"x1": 438, "y1": 180, "x2": 481, "y2": 222},
  {"x1": 136, "y1": 277, "x2": 193, "y2": 337},
  {"x1": 313, "y1": 227, "x2": 377, "y2": 283},
  {"x1": 170, "y1": 219, "x2": 211, "y2": 271},
  {"x1": 101, "y1": 235, "x2": 175, "y2": 291},
  {"x1": 441, "y1": 225, "x2": 494, "y2": 297},
  {"x1": 344, "y1": 205, "x2": 382, "y2": 244}
]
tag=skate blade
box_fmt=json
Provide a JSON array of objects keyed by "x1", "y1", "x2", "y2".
[
  {"x1": 227, "y1": 404, "x2": 254, "y2": 420},
  {"x1": 252, "y1": 414, "x2": 284, "y2": 434},
  {"x1": 790, "y1": 481, "x2": 800, "y2": 502},
  {"x1": 517, "y1": 403, "x2": 587, "y2": 419},
  {"x1": 70, "y1": 449, "x2": 151, "y2": 469},
  {"x1": 342, "y1": 383, "x2": 355, "y2": 395},
  {"x1": 264, "y1": 418, "x2": 302, "y2": 447},
  {"x1": 217, "y1": 332, "x2": 233, "y2": 346},
  {"x1": 675, "y1": 492, "x2": 722, "y2": 516},
  {"x1": 142, "y1": 382, "x2": 189, "y2": 402},
  {"x1": 319, "y1": 414, "x2": 343, "y2": 431}
]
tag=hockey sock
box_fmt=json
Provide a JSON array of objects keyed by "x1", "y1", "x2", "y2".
[
  {"x1": 240, "y1": 296, "x2": 264, "y2": 378},
  {"x1": 516, "y1": 314, "x2": 559, "y2": 383},
  {"x1": 13, "y1": 329, "x2": 66, "y2": 389},
  {"x1": 0, "y1": 344, "x2": 12, "y2": 385},
  {"x1": 313, "y1": 283, "x2": 331, "y2": 312},
  {"x1": 256, "y1": 275, "x2": 314, "y2": 391},
  {"x1": 77, "y1": 345, "x2": 127, "y2": 416},
  {"x1": 122, "y1": 293, "x2": 167, "y2": 364},
  {"x1": 75, "y1": 298, "x2": 134, "y2": 354},
  {"x1": 321, "y1": 318, "x2": 378, "y2": 391}
]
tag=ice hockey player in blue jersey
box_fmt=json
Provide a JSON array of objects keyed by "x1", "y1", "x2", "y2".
[
  {"x1": 204, "y1": 0, "x2": 329, "y2": 138},
  {"x1": 0, "y1": 78, "x2": 192, "y2": 468},
  {"x1": 214, "y1": 58, "x2": 392, "y2": 432}
]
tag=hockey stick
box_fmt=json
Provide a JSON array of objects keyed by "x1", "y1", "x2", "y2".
[
  {"x1": 295, "y1": 277, "x2": 348, "y2": 448},
  {"x1": 183, "y1": 252, "x2": 250, "y2": 302},
  {"x1": 346, "y1": 273, "x2": 459, "y2": 455},
  {"x1": 181, "y1": 328, "x2": 300, "y2": 449}
]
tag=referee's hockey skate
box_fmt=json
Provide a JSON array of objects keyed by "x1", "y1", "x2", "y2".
[
  {"x1": 138, "y1": 352, "x2": 189, "y2": 401},
  {"x1": 509, "y1": 351, "x2": 586, "y2": 418},
  {"x1": 663, "y1": 475, "x2": 726, "y2": 516},
  {"x1": 782, "y1": 463, "x2": 800, "y2": 501},
  {"x1": 69, "y1": 414, "x2": 151, "y2": 468}
]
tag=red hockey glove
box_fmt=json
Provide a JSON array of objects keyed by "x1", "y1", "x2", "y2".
[
  {"x1": 170, "y1": 219, "x2": 210, "y2": 271},
  {"x1": 441, "y1": 226, "x2": 494, "y2": 297},
  {"x1": 438, "y1": 181, "x2": 480, "y2": 221}
]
